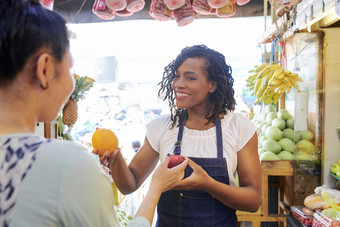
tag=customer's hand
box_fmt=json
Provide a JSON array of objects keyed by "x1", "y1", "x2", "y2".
[
  {"x1": 92, "y1": 147, "x2": 121, "y2": 167},
  {"x1": 150, "y1": 156, "x2": 188, "y2": 193}
]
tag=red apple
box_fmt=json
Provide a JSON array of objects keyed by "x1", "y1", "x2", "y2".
[{"x1": 167, "y1": 154, "x2": 185, "y2": 168}]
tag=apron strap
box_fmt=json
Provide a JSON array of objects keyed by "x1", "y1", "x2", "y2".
[
  {"x1": 215, "y1": 116, "x2": 223, "y2": 159},
  {"x1": 174, "y1": 113, "x2": 187, "y2": 155}
]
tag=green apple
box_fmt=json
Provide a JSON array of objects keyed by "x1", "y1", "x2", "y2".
[
  {"x1": 331, "y1": 163, "x2": 340, "y2": 174},
  {"x1": 337, "y1": 169, "x2": 340, "y2": 178}
]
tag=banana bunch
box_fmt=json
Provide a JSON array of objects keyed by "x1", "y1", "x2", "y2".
[{"x1": 246, "y1": 62, "x2": 303, "y2": 104}]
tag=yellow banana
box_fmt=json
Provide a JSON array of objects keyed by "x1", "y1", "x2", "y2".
[
  {"x1": 269, "y1": 78, "x2": 283, "y2": 87},
  {"x1": 247, "y1": 73, "x2": 257, "y2": 80},
  {"x1": 267, "y1": 63, "x2": 282, "y2": 71},
  {"x1": 283, "y1": 69, "x2": 292, "y2": 76},
  {"x1": 272, "y1": 93, "x2": 282, "y2": 104},
  {"x1": 265, "y1": 70, "x2": 275, "y2": 85},
  {"x1": 296, "y1": 75, "x2": 303, "y2": 82},
  {"x1": 286, "y1": 85, "x2": 293, "y2": 94},
  {"x1": 255, "y1": 62, "x2": 269, "y2": 73},
  {"x1": 288, "y1": 77, "x2": 296, "y2": 86},
  {"x1": 253, "y1": 78, "x2": 262, "y2": 95},
  {"x1": 256, "y1": 84, "x2": 266, "y2": 99},
  {"x1": 272, "y1": 69, "x2": 284, "y2": 79},
  {"x1": 248, "y1": 69, "x2": 256, "y2": 73},
  {"x1": 275, "y1": 83, "x2": 287, "y2": 94},
  {"x1": 276, "y1": 72, "x2": 285, "y2": 80},
  {"x1": 257, "y1": 67, "x2": 271, "y2": 79},
  {"x1": 264, "y1": 96, "x2": 273, "y2": 105}
]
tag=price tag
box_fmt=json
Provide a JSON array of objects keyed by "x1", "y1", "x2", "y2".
[{"x1": 336, "y1": 0, "x2": 340, "y2": 18}]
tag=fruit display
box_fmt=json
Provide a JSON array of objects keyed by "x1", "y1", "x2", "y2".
[
  {"x1": 291, "y1": 206, "x2": 314, "y2": 227},
  {"x1": 313, "y1": 210, "x2": 340, "y2": 227},
  {"x1": 330, "y1": 159, "x2": 340, "y2": 179},
  {"x1": 252, "y1": 104, "x2": 317, "y2": 161},
  {"x1": 92, "y1": 128, "x2": 119, "y2": 155},
  {"x1": 92, "y1": 0, "x2": 252, "y2": 26},
  {"x1": 246, "y1": 62, "x2": 303, "y2": 104},
  {"x1": 167, "y1": 154, "x2": 185, "y2": 168}
]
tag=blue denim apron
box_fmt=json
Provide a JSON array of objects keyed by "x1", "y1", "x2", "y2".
[{"x1": 156, "y1": 114, "x2": 237, "y2": 227}]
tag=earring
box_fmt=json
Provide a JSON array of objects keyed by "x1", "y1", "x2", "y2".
[{"x1": 40, "y1": 82, "x2": 49, "y2": 90}]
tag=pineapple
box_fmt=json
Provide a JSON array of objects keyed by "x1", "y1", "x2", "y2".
[{"x1": 62, "y1": 73, "x2": 95, "y2": 127}]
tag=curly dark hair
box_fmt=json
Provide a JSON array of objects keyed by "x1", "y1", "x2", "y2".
[
  {"x1": 158, "y1": 44, "x2": 236, "y2": 126},
  {"x1": 0, "y1": 0, "x2": 69, "y2": 88}
]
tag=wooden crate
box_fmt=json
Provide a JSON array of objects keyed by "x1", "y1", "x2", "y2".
[{"x1": 237, "y1": 160, "x2": 294, "y2": 227}]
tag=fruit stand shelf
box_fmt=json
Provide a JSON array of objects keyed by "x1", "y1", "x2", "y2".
[
  {"x1": 237, "y1": 160, "x2": 294, "y2": 227},
  {"x1": 330, "y1": 171, "x2": 340, "y2": 181}
]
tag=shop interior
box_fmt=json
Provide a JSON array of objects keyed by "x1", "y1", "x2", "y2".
[{"x1": 37, "y1": 0, "x2": 340, "y2": 226}]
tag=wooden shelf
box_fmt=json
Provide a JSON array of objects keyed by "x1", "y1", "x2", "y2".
[{"x1": 237, "y1": 160, "x2": 294, "y2": 227}]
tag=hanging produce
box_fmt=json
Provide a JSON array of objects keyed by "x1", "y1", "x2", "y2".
[
  {"x1": 246, "y1": 62, "x2": 303, "y2": 104},
  {"x1": 126, "y1": 0, "x2": 145, "y2": 12},
  {"x1": 207, "y1": 0, "x2": 229, "y2": 9},
  {"x1": 164, "y1": 0, "x2": 185, "y2": 10},
  {"x1": 116, "y1": 7, "x2": 135, "y2": 17},
  {"x1": 149, "y1": 0, "x2": 172, "y2": 21},
  {"x1": 216, "y1": 0, "x2": 236, "y2": 18},
  {"x1": 92, "y1": 0, "x2": 116, "y2": 20},
  {"x1": 172, "y1": 0, "x2": 195, "y2": 26},
  {"x1": 192, "y1": 0, "x2": 215, "y2": 15},
  {"x1": 106, "y1": 0, "x2": 127, "y2": 11},
  {"x1": 90, "y1": 0, "x2": 252, "y2": 26}
]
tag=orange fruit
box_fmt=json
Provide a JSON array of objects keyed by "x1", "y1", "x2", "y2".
[{"x1": 92, "y1": 128, "x2": 119, "y2": 155}]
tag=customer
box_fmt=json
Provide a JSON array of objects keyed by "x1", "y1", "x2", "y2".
[
  {"x1": 98, "y1": 44, "x2": 262, "y2": 226},
  {"x1": 0, "y1": 1, "x2": 187, "y2": 227}
]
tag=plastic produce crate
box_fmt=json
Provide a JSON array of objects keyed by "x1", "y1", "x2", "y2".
[
  {"x1": 312, "y1": 210, "x2": 340, "y2": 227},
  {"x1": 291, "y1": 206, "x2": 314, "y2": 227}
]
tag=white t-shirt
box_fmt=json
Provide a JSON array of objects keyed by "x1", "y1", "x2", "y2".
[
  {"x1": 146, "y1": 112, "x2": 258, "y2": 187},
  {"x1": 0, "y1": 134, "x2": 150, "y2": 227}
]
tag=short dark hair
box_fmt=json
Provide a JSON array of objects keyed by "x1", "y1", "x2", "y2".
[
  {"x1": 0, "y1": 0, "x2": 69, "y2": 88},
  {"x1": 158, "y1": 44, "x2": 236, "y2": 126}
]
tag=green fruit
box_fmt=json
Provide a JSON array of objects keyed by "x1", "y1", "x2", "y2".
[
  {"x1": 282, "y1": 128, "x2": 301, "y2": 142},
  {"x1": 259, "y1": 135, "x2": 268, "y2": 146},
  {"x1": 286, "y1": 117, "x2": 294, "y2": 129},
  {"x1": 262, "y1": 138, "x2": 282, "y2": 154},
  {"x1": 277, "y1": 109, "x2": 291, "y2": 120},
  {"x1": 295, "y1": 140, "x2": 315, "y2": 154},
  {"x1": 265, "y1": 126, "x2": 283, "y2": 141},
  {"x1": 265, "y1": 104, "x2": 277, "y2": 114},
  {"x1": 260, "y1": 151, "x2": 281, "y2": 160},
  {"x1": 272, "y1": 118, "x2": 286, "y2": 131},
  {"x1": 299, "y1": 130, "x2": 314, "y2": 141},
  {"x1": 337, "y1": 170, "x2": 340, "y2": 178},
  {"x1": 261, "y1": 124, "x2": 270, "y2": 135},
  {"x1": 331, "y1": 163, "x2": 340, "y2": 174},
  {"x1": 278, "y1": 138, "x2": 295, "y2": 153},
  {"x1": 295, "y1": 152, "x2": 314, "y2": 161},
  {"x1": 266, "y1": 112, "x2": 277, "y2": 125},
  {"x1": 258, "y1": 148, "x2": 267, "y2": 156},
  {"x1": 277, "y1": 151, "x2": 295, "y2": 160}
]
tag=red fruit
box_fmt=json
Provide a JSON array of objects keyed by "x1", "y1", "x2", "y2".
[{"x1": 168, "y1": 154, "x2": 185, "y2": 168}]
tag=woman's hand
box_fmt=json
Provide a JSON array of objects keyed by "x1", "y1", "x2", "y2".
[
  {"x1": 173, "y1": 158, "x2": 212, "y2": 191},
  {"x1": 149, "y1": 156, "x2": 188, "y2": 193},
  {"x1": 92, "y1": 147, "x2": 121, "y2": 167}
]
